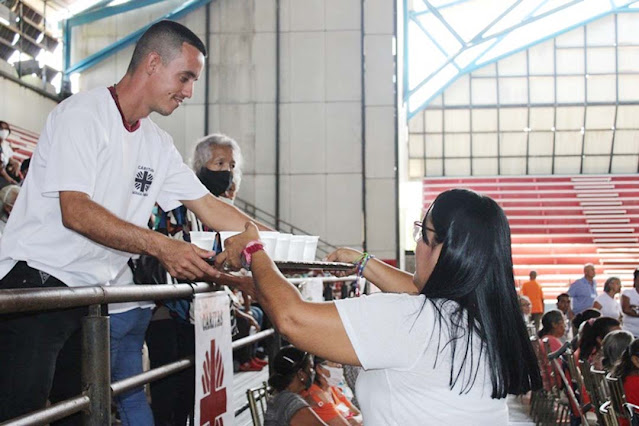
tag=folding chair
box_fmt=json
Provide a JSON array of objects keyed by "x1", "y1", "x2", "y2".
[
  {"x1": 545, "y1": 339, "x2": 588, "y2": 425},
  {"x1": 530, "y1": 336, "x2": 567, "y2": 425},
  {"x1": 605, "y1": 374, "x2": 639, "y2": 426},
  {"x1": 246, "y1": 381, "x2": 270, "y2": 426},
  {"x1": 579, "y1": 359, "x2": 611, "y2": 425}
]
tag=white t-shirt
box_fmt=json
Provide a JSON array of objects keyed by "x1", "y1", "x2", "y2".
[
  {"x1": 622, "y1": 289, "x2": 639, "y2": 337},
  {"x1": 594, "y1": 292, "x2": 621, "y2": 319},
  {"x1": 0, "y1": 87, "x2": 209, "y2": 287},
  {"x1": 335, "y1": 293, "x2": 508, "y2": 426}
]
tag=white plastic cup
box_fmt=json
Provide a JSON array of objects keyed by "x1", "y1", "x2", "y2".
[
  {"x1": 190, "y1": 231, "x2": 217, "y2": 251},
  {"x1": 275, "y1": 233, "x2": 292, "y2": 261},
  {"x1": 259, "y1": 231, "x2": 280, "y2": 257},
  {"x1": 288, "y1": 235, "x2": 306, "y2": 261},
  {"x1": 302, "y1": 236, "x2": 319, "y2": 261},
  {"x1": 218, "y1": 231, "x2": 240, "y2": 250}
]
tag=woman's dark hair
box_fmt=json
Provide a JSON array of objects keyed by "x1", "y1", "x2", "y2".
[
  {"x1": 268, "y1": 346, "x2": 310, "y2": 392},
  {"x1": 578, "y1": 316, "x2": 620, "y2": 361},
  {"x1": 612, "y1": 338, "x2": 639, "y2": 380},
  {"x1": 602, "y1": 330, "x2": 634, "y2": 370},
  {"x1": 538, "y1": 310, "x2": 564, "y2": 339},
  {"x1": 419, "y1": 189, "x2": 541, "y2": 398},
  {"x1": 572, "y1": 308, "x2": 601, "y2": 332}
]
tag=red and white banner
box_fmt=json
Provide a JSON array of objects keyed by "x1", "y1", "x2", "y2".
[{"x1": 194, "y1": 292, "x2": 234, "y2": 426}]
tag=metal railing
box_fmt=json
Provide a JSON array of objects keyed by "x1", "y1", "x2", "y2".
[{"x1": 0, "y1": 273, "x2": 358, "y2": 425}]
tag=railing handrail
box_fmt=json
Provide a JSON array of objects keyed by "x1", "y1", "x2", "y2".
[
  {"x1": 0, "y1": 282, "x2": 216, "y2": 314},
  {"x1": 0, "y1": 273, "x2": 356, "y2": 424},
  {"x1": 1, "y1": 329, "x2": 279, "y2": 426},
  {"x1": 0, "y1": 272, "x2": 358, "y2": 314}
]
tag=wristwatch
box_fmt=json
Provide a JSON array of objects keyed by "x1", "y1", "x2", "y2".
[{"x1": 241, "y1": 240, "x2": 265, "y2": 269}]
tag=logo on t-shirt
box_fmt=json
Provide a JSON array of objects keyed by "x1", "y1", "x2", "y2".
[{"x1": 133, "y1": 166, "x2": 154, "y2": 196}]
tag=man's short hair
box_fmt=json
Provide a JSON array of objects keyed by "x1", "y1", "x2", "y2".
[
  {"x1": 634, "y1": 268, "x2": 639, "y2": 280},
  {"x1": 127, "y1": 20, "x2": 206, "y2": 74},
  {"x1": 557, "y1": 293, "x2": 570, "y2": 301}
]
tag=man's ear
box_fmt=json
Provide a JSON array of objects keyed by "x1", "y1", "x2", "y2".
[{"x1": 145, "y1": 52, "x2": 162, "y2": 75}]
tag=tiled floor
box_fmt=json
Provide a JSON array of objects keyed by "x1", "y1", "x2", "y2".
[
  {"x1": 508, "y1": 395, "x2": 536, "y2": 426},
  {"x1": 233, "y1": 368, "x2": 270, "y2": 426}
]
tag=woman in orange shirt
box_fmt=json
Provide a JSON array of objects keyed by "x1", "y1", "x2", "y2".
[{"x1": 301, "y1": 358, "x2": 362, "y2": 426}]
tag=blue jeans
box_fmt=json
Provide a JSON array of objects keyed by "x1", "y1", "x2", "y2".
[
  {"x1": 250, "y1": 306, "x2": 264, "y2": 327},
  {"x1": 110, "y1": 308, "x2": 154, "y2": 426}
]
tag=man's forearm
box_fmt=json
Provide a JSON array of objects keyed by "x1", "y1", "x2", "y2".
[
  {"x1": 60, "y1": 192, "x2": 165, "y2": 257},
  {"x1": 184, "y1": 194, "x2": 273, "y2": 232}
]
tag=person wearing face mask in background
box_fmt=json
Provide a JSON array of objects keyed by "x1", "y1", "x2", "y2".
[
  {"x1": 192, "y1": 133, "x2": 239, "y2": 202},
  {"x1": 0, "y1": 122, "x2": 19, "y2": 187},
  {"x1": 264, "y1": 346, "x2": 327, "y2": 426},
  {"x1": 192, "y1": 133, "x2": 268, "y2": 371},
  {"x1": 145, "y1": 132, "x2": 266, "y2": 424},
  {"x1": 302, "y1": 357, "x2": 362, "y2": 426}
]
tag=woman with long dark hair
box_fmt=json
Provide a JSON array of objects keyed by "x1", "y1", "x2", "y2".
[
  {"x1": 577, "y1": 316, "x2": 621, "y2": 369},
  {"x1": 217, "y1": 188, "x2": 541, "y2": 424}
]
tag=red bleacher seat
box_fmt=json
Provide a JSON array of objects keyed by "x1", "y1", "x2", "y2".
[
  {"x1": 5, "y1": 123, "x2": 38, "y2": 162},
  {"x1": 423, "y1": 175, "x2": 639, "y2": 299}
]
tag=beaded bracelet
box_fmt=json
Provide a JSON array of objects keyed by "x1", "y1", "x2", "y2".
[{"x1": 355, "y1": 252, "x2": 375, "y2": 278}]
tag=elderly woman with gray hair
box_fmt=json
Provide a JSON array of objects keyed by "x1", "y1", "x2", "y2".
[
  {"x1": 192, "y1": 133, "x2": 243, "y2": 199},
  {"x1": 593, "y1": 276, "x2": 622, "y2": 320}
]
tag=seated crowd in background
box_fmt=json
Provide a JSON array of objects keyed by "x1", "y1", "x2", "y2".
[
  {"x1": 522, "y1": 265, "x2": 639, "y2": 424},
  {"x1": 265, "y1": 347, "x2": 363, "y2": 426},
  {"x1": 0, "y1": 121, "x2": 29, "y2": 188},
  {"x1": 0, "y1": 122, "x2": 29, "y2": 236}
]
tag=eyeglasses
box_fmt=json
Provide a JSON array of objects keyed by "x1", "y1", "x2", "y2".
[{"x1": 413, "y1": 221, "x2": 436, "y2": 243}]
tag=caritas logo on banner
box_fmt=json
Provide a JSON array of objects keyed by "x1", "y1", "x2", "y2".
[{"x1": 194, "y1": 292, "x2": 234, "y2": 426}]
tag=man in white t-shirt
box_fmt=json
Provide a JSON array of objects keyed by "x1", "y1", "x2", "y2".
[
  {"x1": 622, "y1": 269, "x2": 639, "y2": 337},
  {"x1": 0, "y1": 21, "x2": 269, "y2": 423}
]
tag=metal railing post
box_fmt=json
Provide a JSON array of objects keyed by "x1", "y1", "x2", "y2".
[
  {"x1": 267, "y1": 332, "x2": 282, "y2": 376},
  {"x1": 81, "y1": 304, "x2": 110, "y2": 425}
]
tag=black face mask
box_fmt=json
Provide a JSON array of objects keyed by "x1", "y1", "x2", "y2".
[{"x1": 198, "y1": 168, "x2": 232, "y2": 197}]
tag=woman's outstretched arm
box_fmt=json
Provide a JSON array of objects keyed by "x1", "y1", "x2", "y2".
[
  {"x1": 215, "y1": 223, "x2": 361, "y2": 366},
  {"x1": 326, "y1": 248, "x2": 419, "y2": 294}
]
